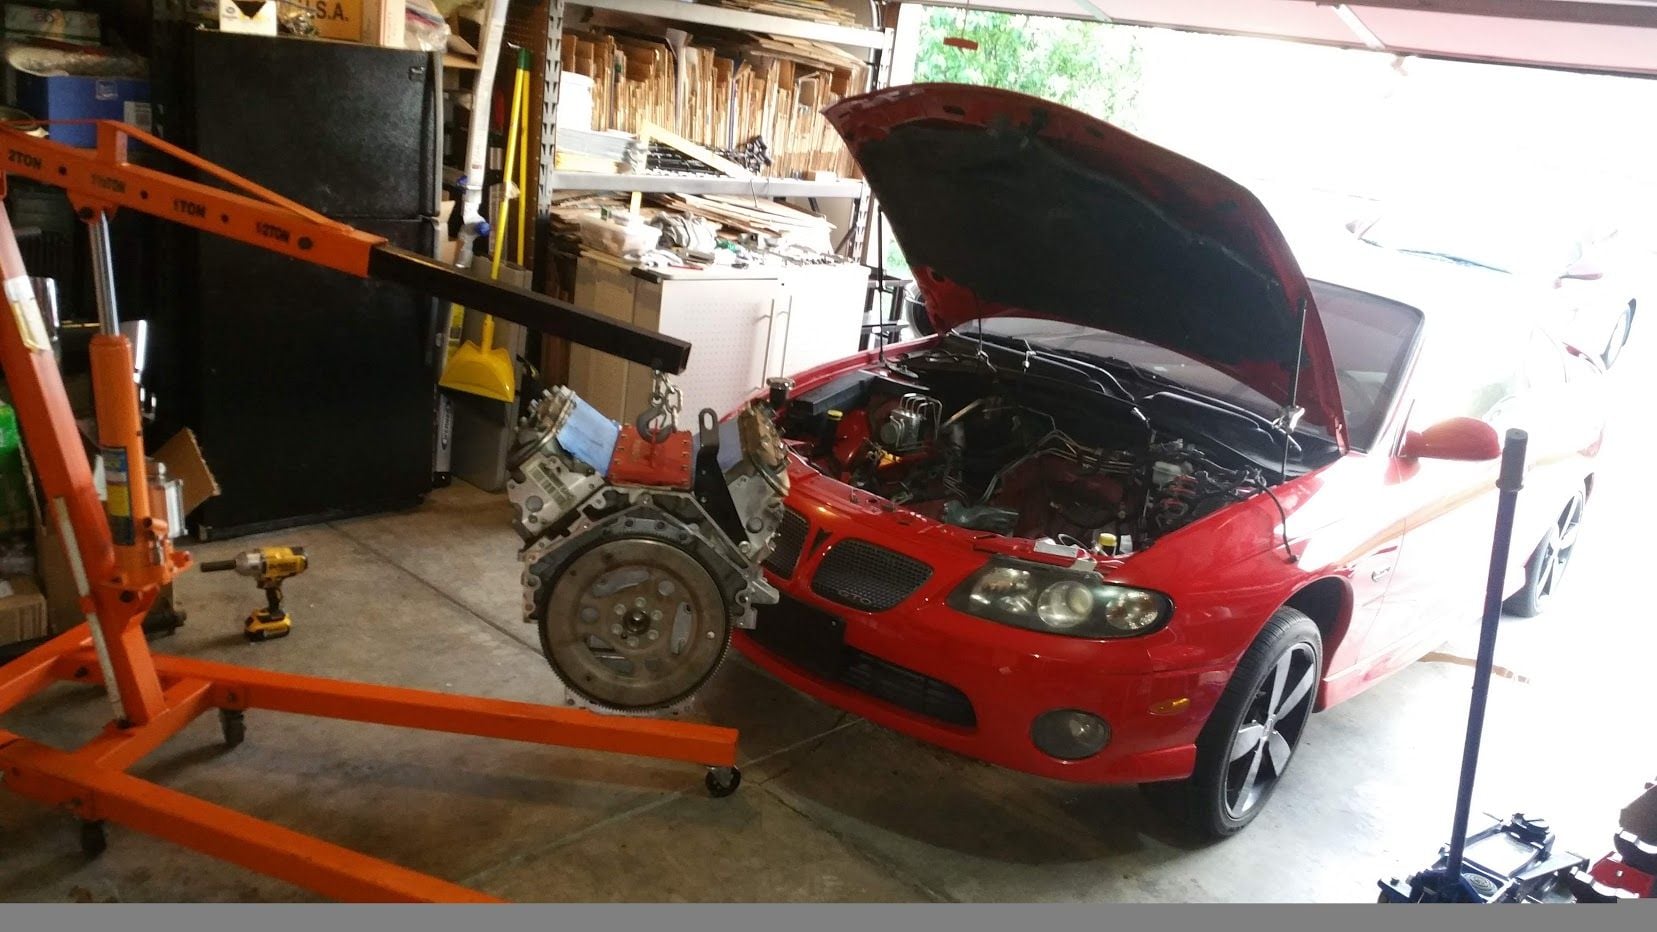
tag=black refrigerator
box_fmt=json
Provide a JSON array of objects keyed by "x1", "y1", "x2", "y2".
[{"x1": 149, "y1": 30, "x2": 445, "y2": 539}]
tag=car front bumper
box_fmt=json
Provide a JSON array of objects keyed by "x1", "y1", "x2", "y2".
[{"x1": 733, "y1": 482, "x2": 1233, "y2": 785}]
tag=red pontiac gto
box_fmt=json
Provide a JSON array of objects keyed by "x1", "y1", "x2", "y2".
[{"x1": 733, "y1": 85, "x2": 1606, "y2": 836}]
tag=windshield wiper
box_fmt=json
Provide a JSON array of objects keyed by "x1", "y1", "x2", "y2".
[{"x1": 1387, "y1": 247, "x2": 1508, "y2": 274}]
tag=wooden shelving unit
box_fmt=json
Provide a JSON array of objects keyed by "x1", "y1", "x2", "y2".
[
  {"x1": 569, "y1": 0, "x2": 888, "y2": 49},
  {"x1": 547, "y1": 168, "x2": 866, "y2": 197},
  {"x1": 532, "y1": 0, "x2": 892, "y2": 215}
]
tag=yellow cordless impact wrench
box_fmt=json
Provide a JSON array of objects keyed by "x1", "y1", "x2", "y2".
[{"x1": 200, "y1": 546, "x2": 309, "y2": 642}]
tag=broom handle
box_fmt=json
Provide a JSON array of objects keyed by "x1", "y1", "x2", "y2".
[
  {"x1": 517, "y1": 68, "x2": 530, "y2": 268},
  {"x1": 481, "y1": 53, "x2": 528, "y2": 354},
  {"x1": 490, "y1": 60, "x2": 526, "y2": 282}
]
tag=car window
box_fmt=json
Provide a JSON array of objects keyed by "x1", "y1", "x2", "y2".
[
  {"x1": 1308, "y1": 281, "x2": 1422, "y2": 452},
  {"x1": 1406, "y1": 315, "x2": 1528, "y2": 428}
]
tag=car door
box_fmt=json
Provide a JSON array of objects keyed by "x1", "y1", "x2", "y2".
[
  {"x1": 1359, "y1": 318, "x2": 1529, "y2": 659},
  {"x1": 1296, "y1": 281, "x2": 1423, "y2": 677},
  {"x1": 1497, "y1": 331, "x2": 1604, "y2": 592}
]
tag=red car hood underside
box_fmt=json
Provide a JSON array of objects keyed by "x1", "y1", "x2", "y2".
[{"x1": 826, "y1": 84, "x2": 1347, "y2": 445}]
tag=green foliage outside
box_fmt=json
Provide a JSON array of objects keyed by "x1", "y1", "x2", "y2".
[
  {"x1": 913, "y1": 9, "x2": 1143, "y2": 125},
  {"x1": 881, "y1": 9, "x2": 1145, "y2": 273}
]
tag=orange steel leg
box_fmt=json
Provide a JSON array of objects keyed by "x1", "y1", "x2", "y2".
[{"x1": 0, "y1": 200, "x2": 741, "y2": 902}]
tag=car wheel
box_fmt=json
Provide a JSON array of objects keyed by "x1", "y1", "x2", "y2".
[
  {"x1": 1503, "y1": 488, "x2": 1586, "y2": 618},
  {"x1": 1141, "y1": 608, "x2": 1322, "y2": 838},
  {"x1": 1602, "y1": 305, "x2": 1633, "y2": 368},
  {"x1": 901, "y1": 281, "x2": 934, "y2": 337}
]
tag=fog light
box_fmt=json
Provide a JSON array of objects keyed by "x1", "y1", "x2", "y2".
[{"x1": 1031, "y1": 709, "x2": 1111, "y2": 760}]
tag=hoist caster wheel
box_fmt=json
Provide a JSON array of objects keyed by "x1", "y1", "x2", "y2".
[
  {"x1": 219, "y1": 708, "x2": 246, "y2": 748},
  {"x1": 79, "y1": 820, "x2": 107, "y2": 858},
  {"x1": 705, "y1": 766, "x2": 741, "y2": 798}
]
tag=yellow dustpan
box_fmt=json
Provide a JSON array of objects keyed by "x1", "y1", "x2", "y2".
[{"x1": 440, "y1": 49, "x2": 531, "y2": 403}]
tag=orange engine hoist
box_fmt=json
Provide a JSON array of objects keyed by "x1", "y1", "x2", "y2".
[{"x1": 0, "y1": 120, "x2": 737, "y2": 903}]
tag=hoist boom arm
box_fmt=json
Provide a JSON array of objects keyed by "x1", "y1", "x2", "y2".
[{"x1": 0, "y1": 119, "x2": 690, "y2": 373}]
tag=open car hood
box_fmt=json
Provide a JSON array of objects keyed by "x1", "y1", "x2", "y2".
[{"x1": 826, "y1": 84, "x2": 1347, "y2": 446}]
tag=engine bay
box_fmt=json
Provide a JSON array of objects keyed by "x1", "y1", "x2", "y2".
[{"x1": 777, "y1": 351, "x2": 1286, "y2": 557}]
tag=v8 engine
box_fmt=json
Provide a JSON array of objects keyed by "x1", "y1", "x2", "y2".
[{"x1": 506, "y1": 385, "x2": 789, "y2": 711}]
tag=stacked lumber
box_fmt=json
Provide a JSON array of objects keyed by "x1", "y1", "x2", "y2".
[
  {"x1": 558, "y1": 25, "x2": 865, "y2": 180},
  {"x1": 705, "y1": 0, "x2": 859, "y2": 26},
  {"x1": 650, "y1": 192, "x2": 833, "y2": 242}
]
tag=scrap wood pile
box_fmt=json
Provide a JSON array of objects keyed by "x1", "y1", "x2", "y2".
[
  {"x1": 557, "y1": 22, "x2": 866, "y2": 180},
  {"x1": 650, "y1": 191, "x2": 834, "y2": 251},
  {"x1": 546, "y1": 190, "x2": 839, "y2": 260}
]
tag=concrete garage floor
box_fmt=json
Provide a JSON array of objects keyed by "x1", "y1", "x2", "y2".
[{"x1": 1, "y1": 338, "x2": 1650, "y2": 903}]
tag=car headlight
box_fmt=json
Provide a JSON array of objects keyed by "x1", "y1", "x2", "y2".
[{"x1": 946, "y1": 557, "x2": 1172, "y2": 638}]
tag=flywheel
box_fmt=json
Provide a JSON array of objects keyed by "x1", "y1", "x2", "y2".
[{"x1": 537, "y1": 537, "x2": 731, "y2": 711}]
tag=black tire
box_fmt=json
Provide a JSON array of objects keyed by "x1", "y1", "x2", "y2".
[
  {"x1": 1141, "y1": 608, "x2": 1322, "y2": 838},
  {"x1": 902, "y1": 282, "x2": 933, "y2": 337},
  {"x1": 1503, "y1": 488, "x2": 1585, "y2": 618},
  {"x1": 1503, "y1": 528, "x2": 1559, "y2": 619},
  {"x1": 705, "y1": 766, "x2": 742, "y2": 798},
  {"x1": 219, "y1": 708, "x2": 246, "y2": 748},
  {"x1": 1602, "y1": 305, "x2": 1633, "y2": 369},
  {"x1": 79, "y1": 820, "x2": 107, "y2": 857}
]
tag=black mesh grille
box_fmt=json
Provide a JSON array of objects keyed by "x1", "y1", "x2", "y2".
[
  {"x1": 749, "y1": 597, "x2": 976, "y2": 729},
  {"x1": 810, "y1": 539, "x2": 932, "y2": 611},
  {"x1": 763, "y1": 507, "x2": 809, "y2": 578},
  {"x1": 841, "y1": 650, "x2": 977, "y2": 728}
]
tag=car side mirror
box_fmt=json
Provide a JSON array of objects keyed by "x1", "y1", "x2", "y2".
[
  {"x1": 1558, "y1": 258, "x2": 1604, "y2": 282},
  {"x1": 1399, "y1": 417, "x2": 1501, "y2": 462}
]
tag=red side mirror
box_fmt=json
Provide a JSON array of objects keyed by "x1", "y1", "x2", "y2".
[
  {"x1": 1400, "y1": 417, "x2": 1501, "y2": 462},
  {"x1": 1559, "y1": 258, "x2": 1604, "y2": 282}
]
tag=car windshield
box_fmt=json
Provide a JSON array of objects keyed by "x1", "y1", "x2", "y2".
[
  {"x1": 964, "y1": 280, "x2": 1422, "y2": 452},
  {"x1": 1357, "y1": 211, "x2": 1578, "y2": 276}
]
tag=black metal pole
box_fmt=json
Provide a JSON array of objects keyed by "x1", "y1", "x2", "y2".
[{"x1": 1443, "y1": 428, "x2": 1528, "y2": 892}]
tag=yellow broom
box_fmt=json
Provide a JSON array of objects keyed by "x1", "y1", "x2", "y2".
[{"x1": 439, "y1": 48, "x2": 531, "y2": 403}]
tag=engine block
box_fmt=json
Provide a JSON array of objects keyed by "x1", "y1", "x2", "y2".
[{"x1": 505, "y1": 386, "x2": 788, "y2": 711}]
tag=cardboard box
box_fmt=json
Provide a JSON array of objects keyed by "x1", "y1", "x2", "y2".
[
  {"x1": 154, "y1": 429, "x2": 221, "y2": 518},
  {"x1": 219, "y1": 0, "x2": 278, "y2": 36},
  {"x1": 0, "y1": 575, "x2": 49, "y2": 646},
  {"x1": 12, "y1": 70, "x2": 150, "y2": 149},
  {"x1": 292, "y1": 0, "x2": 366, "y2": 42},
  {"x1": 2, "y1": 6, "x2": 100, "y2": 46},
  {"x1": 35, "y1": 428, "x2": 219, "y2": 633}
]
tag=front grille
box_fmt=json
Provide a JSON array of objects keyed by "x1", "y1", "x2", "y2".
[
  {"x1": 763, "y1": 506, "x2": 809, "y2": 578},
  {"x1": 810, "y1": 539, "x2": 932, "y2": 611},
  {"x1": 841, "y1": 650, "x2": 977, "y2": 728},
  {"x1": 749, "y1": 597, "x2": 976, "y2": 729}
]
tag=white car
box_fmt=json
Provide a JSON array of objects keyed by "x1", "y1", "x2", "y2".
[{"x1": 1346, "y1": 207, "x2": 1639, "y2": 367}]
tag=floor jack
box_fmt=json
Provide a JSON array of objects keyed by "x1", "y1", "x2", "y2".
[
  {"x1": 0, "y1": 120, "x2": 738, "y2": 902},
  {"x1": 1378, "y1": 430, "x2": 1588, "y2": 903}
]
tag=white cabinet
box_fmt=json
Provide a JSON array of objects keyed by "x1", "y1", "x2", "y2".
[
  {"x1": 568, "y1": 251, "x2": 869, "y2": 421},
  {"x1": 649, "y1": 273, "x2": 782, "y2": 418},
  {"x1": 772, "y1": 264, "x2": 870, "y2": 380}
]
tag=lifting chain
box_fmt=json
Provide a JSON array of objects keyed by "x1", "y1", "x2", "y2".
[{"x1": 635, "y1": 370, "x2": 683, "y2": 444}]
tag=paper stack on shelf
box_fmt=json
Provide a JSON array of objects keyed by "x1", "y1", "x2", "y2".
[{"x1": 554, "y1": 126, "x2": 637, "y2": 172}]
